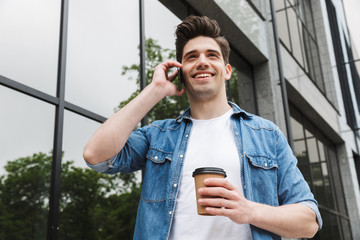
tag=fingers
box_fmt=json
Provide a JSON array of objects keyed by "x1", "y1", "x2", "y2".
[
  {"x1": 198, "y1": 178, "x2": 244, "y2": 205},
  {"x1": 204, "y1": 178, "x2": 237, "y2": 191},
  {"x1": 157, "y1": 61, "x2": 182, "y2": 76},
  {"x1": 199, "y1": 197, "x2": 236, "y2": 209}
]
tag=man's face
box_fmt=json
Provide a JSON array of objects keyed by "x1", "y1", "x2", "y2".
[{"x1": 181, "y1": 36, "x2": 231, "y2": 102}]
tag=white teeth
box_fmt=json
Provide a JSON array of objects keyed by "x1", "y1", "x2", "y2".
[{"x1": 195, "y1": 73, "x2": 212, "y2": 78}]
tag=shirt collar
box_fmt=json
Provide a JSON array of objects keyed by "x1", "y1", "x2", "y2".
[{"x1": 175, "y1": 101, "x2": 252, "y2": 123}]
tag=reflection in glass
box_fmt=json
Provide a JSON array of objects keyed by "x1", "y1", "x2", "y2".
[
  {"x1": 311, "y1": 163, "x2": 326, "y2": 206},
  {"x1": 291, "y1": 117, "x2": 304, "y2": 140},
  {"x1": 274, "y1": 0, "x2": 285, "y2": 11},
  {"x1": 327, "y1": 147, "x2": 347, "y2": 215},
  {"x1": 63, "y1": 110, "x2": 101, "y2": 168},
  {"x1": 287, "y1": 7, "x2": 304, "y2": 66},
  {"x1": 307, "y1": 137, "x2": 319, "y2": 162},
  {"x1": 65, "y1": 0, "x2": 139, "y2": 118},
  {"x1": 0, "y1": 0, "x2": 60, "y2": 95},
  {"x1": 318, "y1": 140, "x2": 326, "y2": 161},
  {"x1": 0, "y1": 86, "x2": 55, "y2": 239},
  {"x1": 294, "y1": 140, "x2": 312, "y2": 185},
  {"x1": 322, "y1": 162, "x2": 335, "y2": 209},
  {"x1": 290, "y1": 105, "x2": 348, "y2": 239},
  {"x1": 215, "y1": 0, "x2": 267, "y2": 54},
  {"x1": 145, "y1": 0, "x2": 181, "y2": 51},
  {"x1": 341, "y1": 218, "x2": 352, "y2": 240},
  {"x1": 276, "y1": 8, "x2": 291, "y2": 51},
  {"x1": 230, "y1": 59, "x2": 255, "y2": 114},
  {"x1": 60, "y1": 110, "x2": 141, "y2": 239}
]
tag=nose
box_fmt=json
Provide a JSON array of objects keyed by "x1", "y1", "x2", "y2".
[{"x1": 196, "y1": 54, "x2": 209, "y2": 69}]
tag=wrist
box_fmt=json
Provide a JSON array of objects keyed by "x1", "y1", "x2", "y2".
[{"x1": 247, "y1": 201, "x2": 262, "y2": 225}]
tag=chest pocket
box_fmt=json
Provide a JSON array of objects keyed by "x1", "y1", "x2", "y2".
[
  {"x1": 245, "y1": 153, "x2": 278, "y2": 205},
  {"x1": 141, "y1": 148, "x2": 173, "y2": 202}
]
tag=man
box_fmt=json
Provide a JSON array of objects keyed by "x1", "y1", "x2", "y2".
[{"x1": 84, "y1": 16, "x2": 322, "y2": 240}]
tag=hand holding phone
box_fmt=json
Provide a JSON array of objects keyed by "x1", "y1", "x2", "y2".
[{"x1": 177, "y1": 67, "x2": 183, "y2": 91}]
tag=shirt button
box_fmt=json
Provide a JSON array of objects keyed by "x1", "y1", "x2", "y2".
[
  {"x1": 264, "y1": 163, "x2": 268, "y2": 167},
  {"x1": 244, "y1": 185, "x2": 246, "y2": 189},
  {"x1": 107, "y1": 160, "x2": 114, "y2": 168},
  {"x1": 154, "y1": 156, "x2": 158, "y2": 160},
  {"x1": 169, "y1": 211, "x2": 172, "y2": 215},
  {"x1": 180, "y1": 154, "x2": 183, "y2": 158},
  {"x1": 185, "y1": 134, "x2": 189, "y2": 138},
  {"x1": 173, "y1": 184, "x2": 177, "y2": 188}
]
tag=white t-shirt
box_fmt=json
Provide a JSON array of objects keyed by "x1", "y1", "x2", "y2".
[{"x1": 169, "y1": 109, "x2": 252, "y2": 240}]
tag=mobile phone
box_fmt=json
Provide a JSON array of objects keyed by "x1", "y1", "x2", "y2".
[{"x1": 177, "y1": 67, "x2": 183, "y2": 91}]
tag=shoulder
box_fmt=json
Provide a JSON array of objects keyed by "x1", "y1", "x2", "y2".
[
  {"x1": 141, "y1": 118, "x2": 182, "y2": 132},
  {"x1": 242, "y1": 114, "x2": 280, "y2": 133},
  {"x1": 230, "y1": 101, "x2": 279, "y2": 133}
]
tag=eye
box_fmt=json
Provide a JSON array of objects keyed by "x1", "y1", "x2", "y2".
[{"x1": 208, "y1": 53, "x2": 218, "y2": 58}]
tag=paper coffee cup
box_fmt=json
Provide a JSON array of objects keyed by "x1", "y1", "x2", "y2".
[{"x1": 192, "y1": 167, "x2": 227, "y2": 215}]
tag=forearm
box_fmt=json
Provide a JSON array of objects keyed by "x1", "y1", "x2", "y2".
[
  {"x1": 83, "y1": 83, "x2": 166, "y2": 165},
  {"x1": 249, "y1": 202, "x2": 318, "y2": 238}
]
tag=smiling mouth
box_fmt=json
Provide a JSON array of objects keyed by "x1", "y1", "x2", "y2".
[{"x1": 192, "y1": 73, "x2": 214, "y2": 79}]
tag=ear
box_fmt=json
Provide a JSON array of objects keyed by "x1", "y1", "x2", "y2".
[{"x1": 224, "y1": 64, "x2": 232, "y2": 80}]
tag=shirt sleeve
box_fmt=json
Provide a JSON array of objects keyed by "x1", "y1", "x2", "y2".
[
  {"x1": 299, "y1": 200, "x2": 323, "y2": 230},
  {"x1": 85, "y1": 127, "x2": 149, "y2": 174},
  {"x1": 275, "y1": 127, "x2": 323, "y2": 231}
]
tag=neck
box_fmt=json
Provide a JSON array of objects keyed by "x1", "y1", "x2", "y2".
[{"x1": 189, "y1": 97, "x2": 231, "y2": 120}]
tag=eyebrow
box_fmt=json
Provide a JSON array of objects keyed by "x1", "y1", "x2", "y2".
[{"x1": 183, "y1": 49, "x2": 221, "y2": 59}]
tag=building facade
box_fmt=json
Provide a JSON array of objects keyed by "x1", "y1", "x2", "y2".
[{"x1": 0, "y1": 0, "x2": 359, "y2": 239}]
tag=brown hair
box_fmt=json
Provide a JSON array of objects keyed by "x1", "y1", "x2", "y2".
[{"x1": 175, "y1": 15, "x2": 230, "y2": 64}]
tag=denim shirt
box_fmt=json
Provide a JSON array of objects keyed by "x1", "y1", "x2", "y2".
[{"x1": 87, "y1": 102, "x2": 322, "y2": 240}]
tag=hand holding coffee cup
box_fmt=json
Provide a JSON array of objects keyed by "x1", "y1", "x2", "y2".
[{"x1": 192, "y1": 167, "x2": 227, "y2": 215}]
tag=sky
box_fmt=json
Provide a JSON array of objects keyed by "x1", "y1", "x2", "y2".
[
  {"x1": 0, "y1": 0, "x2": 181, "y2": 175},
  {"x1": 343, "y1": 0, "x2": 360, "y2": 58},
  {"x1": 1, "y1": 0, "x2": 360, "y2": 175}
]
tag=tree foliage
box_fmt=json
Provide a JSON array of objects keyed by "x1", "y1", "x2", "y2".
[
  {"x1": 0, "y1": 152, "x2": 140, "y2": 240},
  {"x1": 0, "y1": 38, "x2": 241, "y2": 240},
  {"x1": 118, "y1": 38, "x2": 189, "y2": 123}
]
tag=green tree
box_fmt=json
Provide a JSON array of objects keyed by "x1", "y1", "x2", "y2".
[
  {"x1": 58, "y1": 161, "x2": 140, "y2": 240},
  {"x1": 0, "y1": 152, "x2": 51, "y2": 240},
  {"x1": 118, "y1": 38, "x2": 189, "y2": 123},
  {"x1": 0, "y1": 152, "x2": 140, "y2": 240},
  {"x1": 119, "y1": 38, "x2": 240, "y2": 122}
]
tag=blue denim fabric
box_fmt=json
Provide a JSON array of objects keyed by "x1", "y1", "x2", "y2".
[{"x1": 86, "y1": 102, "x2": 322, "y2": 240}]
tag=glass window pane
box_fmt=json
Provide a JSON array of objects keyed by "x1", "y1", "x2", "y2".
[
  {"x1": 317, "y1": 211, "x2": 341, "y2": 239},
  {"x1": 274, "y1": 0, "x2": 285, "y2": 10},
  {"x1": 328, "y1": 147, "x2": 348, "y2": 215},
  {"x1": 311, "y1": 162, "x2": 326, "y2": 206},
  {"x1": 294, "y1": 140, "x2": 312, "y2": 186},
  {"x1": 276, "y1": 8, "x2": 292, "y2": 50},
  {"x1": 65, "y1": 0, "x2": 139, "y2": 118},
  {"x1": 229, "y1": 53, "x2": 255, "y2": 114},
  {"x1": 0, "y1": 86, "x2": 54, "y2": 239},
  {"x1": 341, "y1": 218, "x2": 352, "y2": 240},
  {"x1": 60, "y1": 110, "x2": 141, "y2": 239},
  {"x1": 294, "y1": 140, "x2": 307, "y2": 163},
  {"x1": 145, "y1": 0, "x2": 181, "y2": 51},
  {"x1": 287, "y1": 7, "x2": 304, "y2": 66},
  {"x1": 322, "y1": 162, "x2": 335, "y2": 209},
  {"x1": 142, "y1": 0, "x2": 189, "y2": 122},
  {"x1": 0, "y1": 0, "x2": 60, "y2": 95},
  {"x1": 318, "y1": 140, "x2": 326, "y2": 162},
  {"x1": 291, "y1": 116, "x2": 304, "y2": 140},
  {"x1": 307, "y1": 137, "x2": 319, "y2": 162}
]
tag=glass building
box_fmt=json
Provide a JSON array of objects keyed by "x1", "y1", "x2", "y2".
[{"x1": 0, "y1": 0, "x2": 359, "y2": 239}]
